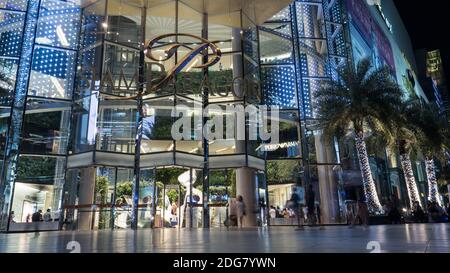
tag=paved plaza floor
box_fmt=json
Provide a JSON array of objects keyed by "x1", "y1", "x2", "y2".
[{"x1": 0, "y1": 224, "x2": 449, "y2": 253}]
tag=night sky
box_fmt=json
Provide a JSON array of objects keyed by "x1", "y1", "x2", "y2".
[{"x1": 393, "y1": 0, "x2": 450, "y2": 84}]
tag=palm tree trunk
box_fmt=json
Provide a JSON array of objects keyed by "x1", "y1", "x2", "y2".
[
  {"x1": 354, "y1": 132, "x2": 383, "y2": 213},
  {"x1": 399, "y1": 153, "x2": 422, "y2": 208},
  {"x1": 425, "y1": 158, "x2": 442, "y2": 206}
]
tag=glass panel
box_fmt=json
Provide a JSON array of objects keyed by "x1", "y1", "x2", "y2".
[
  {"x1": 29, "y1": 46, "x2": 77, "y2": 99},
  {"x1": 137, "y1": 168, "x2": 155, "y2": 228},
  {"x1": 209, "y1": 169, "x2": 232, "y2": 204},
  {"x1": 178, "y1": 2, "x2": 202, "y2": 37},
  {"x1": 265, "y1": 111, "x2": 301, "y2": 159},
  {"x1": 208, "y1": 53, "x2": 241, "y2": 103},
  {"x1": 267, "y1": 160, "x2": 303, "y2": 225},
  {"x1": 97, "y1": 97, "x2": 137, "y2": 153},
  {"x1": 0, "y1": 108, "x2": 10, "y2": 158},
  {"x1": 106, "y1": 0, "x2": 143, "y2": 48},
  {"x1": 261, "y1": 65, "x2": 297, "y2": 109},
  {"x1": 267, "y1": 160, "x2": 303, "y2": 185},
  {"x1": 295, "y1": 2, "x2": 326, "y2": 39},
  {"x1": 309, "y1": 164, "x2": 346, "y2": 224},
  {"x1": 35, "y1": 0, "x2": 81, "y2": 50},
  {"x1": 21, "y1": 98, "x2": 71, "y2": 155},
  {"x1": 143, "y1": 1, "x2": 176, "y2": 98},
  {"x1": 206, "y1": 103, "x2": 242, "y2": 155},
  {"x1": 114, "y1": 168, "x2": 133, "y2": 229},
  {"x1": 74, "y1": 0, "x2": 106, "y2": 97},
  {"x1": 242, "y1": 14, "x2": 259, "y2": 63},
  {"x1": 0, "y1": 10, "x2": 25, "y2": 57},
  {"x1": 0, "y1": 58, "x2": 19, "y2": 105},
  {"x1": 175, "y1": 96, "x2": 203, "y2": 154},
  {"x1": 267, "y1": 5, "x2": 291, "y2": 22},
  {"x1": 94, "y1": 167, "x2": 115, "y2": 229},
  {"x1": 0, "y1": 0, "x2": 27, "y2": 11},
  {"x1": 16, "y1": 154, "x2": 65, "y2": 183},
  {"x1": 259, "y1": 23, "x2": 293, "y2": 65},
  {"x1": 141, "y1": 97, "x2": 174, "y2": 154},
  {"x1": 298, "y1": 39, "x2": 329, "y2": 77},
  {"x1": 175, "y1": 54, "x2": 203, "y2": 100},
  {"x1": 208, "y1": 22, "x2": 235, "y2": 53},
  {"x1": 145, "y1": 1, "x2": 176, "y2": 41},
  {"x1": 10, "y1": 155, "x2": 65, "y2": 229},
  {"x1": 102, "y1": 43, "x2": 140, "y2": 97},
  {"x1": 306, "y1": 130, "x2": 338, "y2": 164},
  {"x1": 70, "y1": 92, "x2": 98, "y2": 154}
]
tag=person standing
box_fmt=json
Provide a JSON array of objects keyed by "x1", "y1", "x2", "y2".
[
  {"x1": 9, "y1": 211, "x2": 15, "y2": 223},
  {"x1": 269, "y1": 206, "x2": 276, "y2": 219},
  {"x1": 32, "y1": 210, "x2": 43, "y2": 222},
  {"x1": 43, "y1": 209, "x2": 53, "y2": 222},
  {"x1": 236, "y1": 195, "x2": 246, "y2": 228},
  {"x1": 306, "y1": 185, "x2": 316, "y2": 225},
  {"x1": 289, "y1": 187, "x2": 304, "y2": 230},
  {"x1": 350, "y1": 200, "x2": 370, "y2": 229},
  {"x1": 346, "y1": 203, "x2": 355, "y2": 225}
]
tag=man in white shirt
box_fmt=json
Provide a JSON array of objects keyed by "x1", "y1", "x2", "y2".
[
  {"x1": 269, "y1": 206, "x2": 276, "y2": 219},
  {"x1": 43, "y1": 209, "x2": 53, "y2": 222}
]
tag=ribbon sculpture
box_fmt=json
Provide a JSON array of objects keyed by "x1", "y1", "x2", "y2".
[{"x1": 106, "y1": 33, "x2": 222, "y2": 100}]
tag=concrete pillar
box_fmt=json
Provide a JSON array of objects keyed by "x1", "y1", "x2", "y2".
[
  {"x1": 77, "y1": 167, "x2": 96, "y2": 230},
  {"x1": 314, "y1": 135, "x2": 340, "y2": 224},
  {"x1": 236, "y1": 167, "x2": 258, "y2": 227}
]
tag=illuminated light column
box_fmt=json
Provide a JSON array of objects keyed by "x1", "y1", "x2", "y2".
[
  {"x1": 0, "y1": 0, "x2": 40, "y2": 231},
  {"x1": 354, "y1": 133, "x2": 383, "y2": 213},
  {"x1": 399, "y1": 154, "x2": 422, "y2": 208},
  {"x1": 425, "y1": 158, "x2": 442, "y2": 206}
]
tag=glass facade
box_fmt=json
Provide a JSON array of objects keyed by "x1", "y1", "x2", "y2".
[{"x1": 0, "y1": 0, "x2": 436, "y2": 231}]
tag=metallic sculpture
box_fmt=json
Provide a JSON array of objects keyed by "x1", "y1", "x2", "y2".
[{"x1": 106, "y1": 33, "x2": 222, "y2": 100}]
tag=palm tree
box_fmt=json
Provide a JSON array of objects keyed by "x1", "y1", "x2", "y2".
[
  {"x1": 315, "y1": 58, "x2": 403, "y2": 213},
  {"x1": 390, "y1": 100, "x2": 423, "y2": 208},
  {"x1": 415, "y1": 105, "x2": 448, "y2": 206}
]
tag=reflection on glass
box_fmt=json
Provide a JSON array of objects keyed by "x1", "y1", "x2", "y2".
[
  {"x1": 70, "y1": 92, "x2": 98, "y2": 153},
  {"x1": 97, "y1": 98, "x2": 137, "y2": 153},
  {"x1": 0, "y1": 0, "x2": 28, "y2": 11},
  {"x1": 261, "y1": 65, "x2": 297, "y2": 109},
  {"x1": 106, "y1": 0, "x2": 143, "y2": 48},
  {"x1": 0, "y1": 10, "x2": 25, "y2": 57},
  {"x1": 0, "y1": 58, "x2": 19, "y2": 104},
  {"x1": 35, "y1": 0, "x2": 81, "y2": 50},
  {"x1": 94, "y1": 167, "x2": 115, "y2": 229},
  {"x1": 10, "y1": 155, "x2": 65, "y2": 228},
  {"x1": 141, "y1": 97, "x2": 174, "y2": 154},
  {"x1": 0, "y1": 109, "x2": 10, "y2": 158},
  {"x1": 265, "y1": 112, "x2": 301, "y2": 159},
  {"x1": 260, "y1": 23, "x2": 293, "y2": 64},
  {"x1": 114, "y1": 168, "x2": 133, "y2": 229},
  {"x1": 29, "y1": 46, "x2": 76, "y2": 99},
  {"x1": 21, "y1": 98, "x2": 71, "y2": 155},
  {"x1": 295, "y1": 2, "x2": 325, "y2": 39},
  {"x1": 174, "y1": 97, "x2": 203, "y2": 154},
  {"x1": 102, "y1": 43, "x2": 140, "y2": 97}
]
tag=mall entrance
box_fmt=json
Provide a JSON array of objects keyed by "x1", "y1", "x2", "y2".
[{"x1": 62, "y1": 166, "x2": 264, "y2": 230}]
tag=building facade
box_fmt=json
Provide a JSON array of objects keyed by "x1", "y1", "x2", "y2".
[{"x1": 0, "y1": 0, "x2": 436, "y2": 232}]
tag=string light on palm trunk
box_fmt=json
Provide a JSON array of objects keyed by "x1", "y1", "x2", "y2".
[
  {"x1": 355, "y1": 133, "x2": 383, "y2": 214},
  {"x1": 400, "y1": 154, "x2": 422, "y2": 208},
  {"x1": 425, "y1": 159, "x2": 442, "y2": 206}
]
